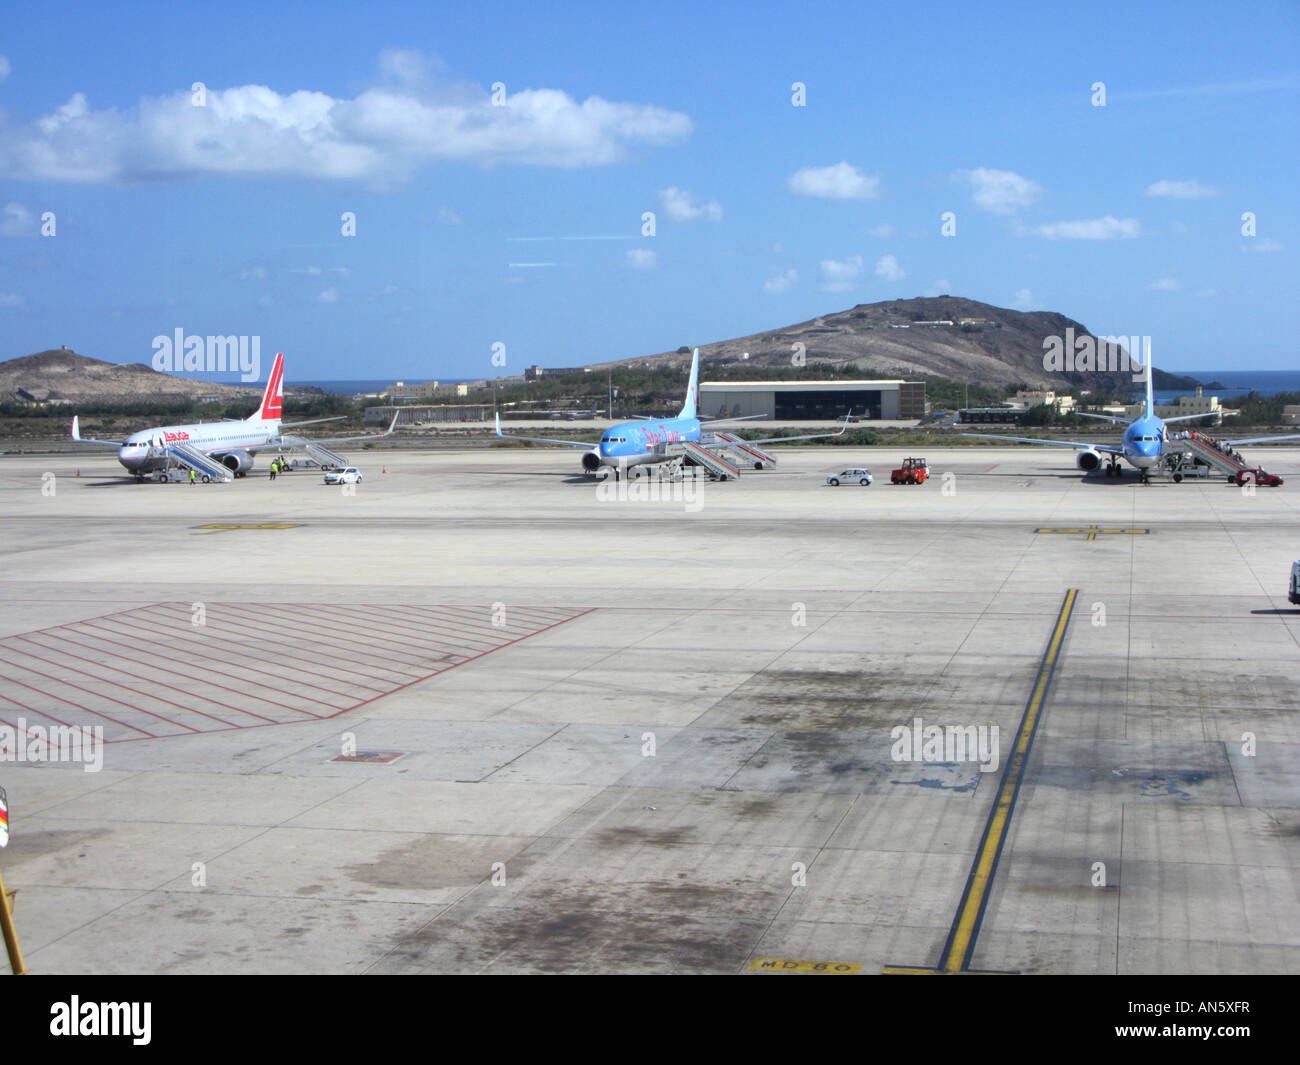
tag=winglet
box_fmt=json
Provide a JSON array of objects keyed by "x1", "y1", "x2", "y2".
[
  {"x1": 494, "y1": 412, "x2": 503, "y2": 437},
  {"x1": 71, "y1": 415, "x2": 81, "y2": 441},
  {"x1": 834, "y1": 410, "x2": 854, "y2": 437}
]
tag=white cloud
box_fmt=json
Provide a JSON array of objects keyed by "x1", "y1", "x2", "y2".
[
  {"x1": 658, "y1": 187, "x2": 722, "y2": 223},
  {"x1": 923, "y1": 279, "x2": 952, "y2": 297},
  {"x1": 239, "y1": 265, "x2": 268, "y2": 281},
  {"x1": 874, "y1": 253, "x2": 905, "y2": 282},
  {"x1": 956, "y1": 167, "x2": 1043, "y2": 214},
  {"x1": 437, "y1": 205, "x2": 465, "y2": 225},
  {"x1": 1, "y1": 202, "x2": 33, "y2": 237},
  {"x1": 763, "y1": 268, "x2": 798, "y2": 294},
  {"x1": 869, "y1": 224, "x2": 894, "y2": 239},
  {"x1": 0, "y1": 57, "x2": 694, "y2": 183},
  {"x1": 1243, "y1": 237, "x2": 1283, "y2": 252},
  {"x1": 1145, "y1": 179, "x2": 1218, "y2": 199},
  {"x1": 1017, "y1": 216, "x2": 1140, "y2": 240},
  {"x1": 1011, "y1": 288, "x2": 1034, "y2": 310},
  {"x1": 1147, "y1": 278, "x2": 1180, "y2": 291},
  {"x1": 787, "y1": 161, "x2": 881, "y2": 201},
  {"x1": 626, "y1": 248, "x2": 657, "y2": 269},
  {"x1": 317, "y1": 287, "x2": 340, "y2": 303},
  {"x1": 820, "y1": 255, "x2": 863, "y2": 292},
  {"x1": 0, "y1": 56, "x2": 10, "y2": 83},
  {"x1": 0, "y1": 292, "x2": 25, "y2": 307}
]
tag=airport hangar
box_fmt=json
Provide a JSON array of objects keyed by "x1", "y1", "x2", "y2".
[{"x1": 698, "y1": 379, "x2": 926, "y2": 420}]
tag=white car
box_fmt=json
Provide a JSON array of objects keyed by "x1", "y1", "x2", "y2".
[
  {"x1": 324, "y1": 467, "x2": 362, "y2": 485},
  {"x1": 826, "y1": 468, "x2": 872, "y2": 486}
]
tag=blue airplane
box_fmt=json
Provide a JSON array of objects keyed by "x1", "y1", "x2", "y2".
[
  {"x1": 495, "y1": 348, "x2": 851, "y2": 476},
  {"x1": 962, "y1": 352, "x2": 1300, "y2": 480}
]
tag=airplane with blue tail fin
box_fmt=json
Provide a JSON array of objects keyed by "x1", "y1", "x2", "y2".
[{"x1": 495, "y1": 348, "x2": 852, "y2": 476}]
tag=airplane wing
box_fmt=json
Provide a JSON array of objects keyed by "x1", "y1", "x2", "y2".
[
  {"x1": 254, "y1": 412, "x2": 400, "y2": 452},
  {"x1": 699, "y1": 413, "x2": 769, "y2": 424},
  {"x1": 960, "y1": 432, "x2": 1124, "y2": 454},
  {"x1": 493, "y1": 413, "x2": 594, "y2": 448},
  {"x1": 705, "y1": 413, "x2": 855, "y2": 447},
  {"x1": 70, "y1": 416, "x2": 124, "y2": 447},
  {"x1": 1163, "y1": 412, "x2": 1219, "y2": 424},
  {"x1": 1072, "y1": 411, "x2": 1131, "y2": 424},
  {"x1": 1223, "y1": 432, "x2": 1300, "y2": 446},
  {"x1": 280, "y1": 416, "x2": 347, "y2": 428}
]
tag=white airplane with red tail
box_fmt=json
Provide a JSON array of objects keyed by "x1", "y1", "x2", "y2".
[{"x1": 71, "y1": 352, "x2": 397, "y2": 481}]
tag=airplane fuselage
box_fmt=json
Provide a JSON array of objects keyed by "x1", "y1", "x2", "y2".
[
  {"x1": 1120, "y1": 413, "x2": 1165, "y2": 470},
  {"x1": 116, "y1": 419, "x2": 281, "y2": 473},
  {"x1": 596, "y1": 416, "x2": 702, "y2": 467}
]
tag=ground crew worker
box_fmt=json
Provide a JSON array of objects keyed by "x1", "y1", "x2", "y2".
[
  {"x1": 189, "y1": 468, "x2": 196, "y2": 485},
  {"x1": 269, "y1": 460, "x2": 277, "y2": 481}
]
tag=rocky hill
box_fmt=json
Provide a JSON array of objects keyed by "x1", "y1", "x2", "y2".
[
  {"x1": 0, "y1": 349, "x2": 263, "y2": 404},
  {"x1": 0, "y1": 349, "x2": 332, "y2": 402},
  {"x1": 590, "y1": 296, "x2": 1200, "y2": 392}
]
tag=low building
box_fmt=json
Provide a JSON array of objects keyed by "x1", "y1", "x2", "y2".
[
  {"x1": 1123, "y1": 388, "x2": 1224, "y2": 425},
  {"x1": 365, "y1": 404, "x2": 492, "y2": 425},
  {"x1": 698, "y1": 379, "x2": 925, "y2": 420},
  {"x1": 957, "y1": 406, "x2": 1026, "y2": 425},
  {"x1": 1013, "y1": 390, "x2": 1076, "y2": 412},
  {"x1": 1283, "y1": 405, "x2": 1300, "y2": 425}
]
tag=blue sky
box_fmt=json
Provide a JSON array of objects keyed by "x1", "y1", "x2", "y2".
[{"x1": 1, "y1": 0, "x2": 1296, "y2": 381}]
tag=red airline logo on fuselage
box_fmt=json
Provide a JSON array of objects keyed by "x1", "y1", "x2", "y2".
[
  {"x1": 640, "y1": 424, "x2": 682, "y2": 447},
  {"x1": 162, "y1": 430, "x2": 190, "y2": 442}
]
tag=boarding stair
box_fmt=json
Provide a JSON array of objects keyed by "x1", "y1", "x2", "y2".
[
  {"x1": 152, "y1": 440, "x2": 234, "y2": 482},
  {"x1": 297, "y1": 442, "x2": 350, "y2": 469},
  {"x1": 705, "y1": 431, "x2": 778, "y2": 469},
  {"x1": 1170, "y1": 433, "x2": 1252, "y2": 480},
  {"x1": 668, "y1": 441, "x2": 740, "y2": 480}
]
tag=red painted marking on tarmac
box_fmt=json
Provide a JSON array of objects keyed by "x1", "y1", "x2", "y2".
[{"x1": 0, "y1": 603, "x2": 595, "y2": 743}]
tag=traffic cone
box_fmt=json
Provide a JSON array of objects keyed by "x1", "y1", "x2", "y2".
[{"x1": 382, "y1": 467, "x2": 386, "y2": 474}]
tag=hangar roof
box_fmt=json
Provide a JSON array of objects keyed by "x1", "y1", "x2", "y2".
[{"x1": 699, "y1": 380, "x2": 908, "y2": 392}]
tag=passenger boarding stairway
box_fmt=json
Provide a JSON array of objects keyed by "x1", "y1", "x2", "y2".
[
  {"x1": 1173, "y1": 433, "x2": 1251, "y2": 479},
  {"x1": 705, "y1": 431, "x2": 778, "y2": 469},
  {"x1": 669, "y1": 441, "x2": 740, "y2": 480},
  {"x1": 154, "y1": 440, "x2": 234, "y2": 482},
  {"x1": 303, "y1": 442, "x2": 349, "y2": 468}
]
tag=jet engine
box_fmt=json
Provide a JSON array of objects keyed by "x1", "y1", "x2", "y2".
[
  {"x1": 1075, "y1": 448, "x2": 1102, "y2": 472},
  {"x1": 217, "y1": 450, "x2": 254, "y2": 476},
  {"x1": 581, "y1": 449, "x2": 602, "y2": 473}
]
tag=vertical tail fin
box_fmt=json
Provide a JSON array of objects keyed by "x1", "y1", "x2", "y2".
[
  {"x1": 677, "y1": 348, "x2": 700, "y2": 419},
  {"x1": 1144, "y1": 341, "x2": 1155, "y2": 419},
  {"x1": 250, "y1": 351, "x2": 284, "y2": 423}
]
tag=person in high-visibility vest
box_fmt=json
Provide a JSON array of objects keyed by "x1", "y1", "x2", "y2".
[{"x1": 189, "y1": 468, "x2": 196, "y2": 484}]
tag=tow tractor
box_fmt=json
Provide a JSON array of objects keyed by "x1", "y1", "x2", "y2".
[{"x1": 891, "y1": 457, "x2": 929, "y2": 485}]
